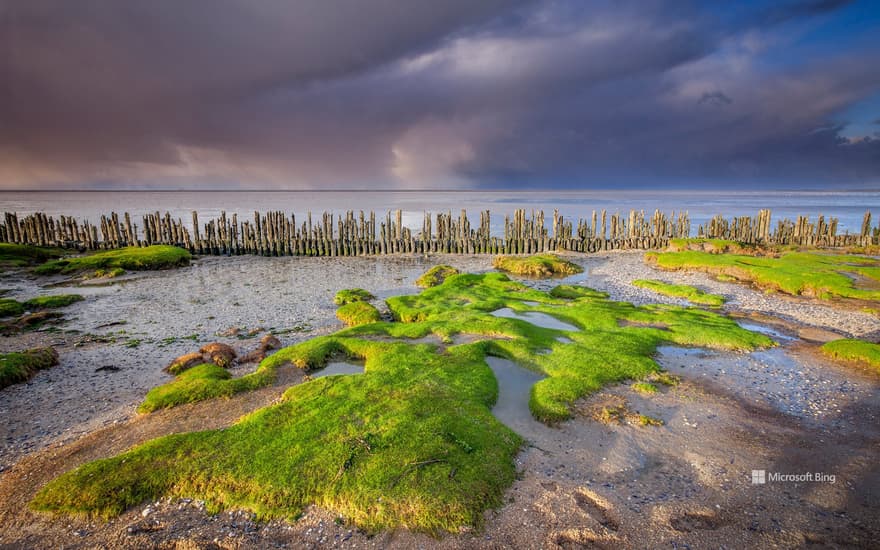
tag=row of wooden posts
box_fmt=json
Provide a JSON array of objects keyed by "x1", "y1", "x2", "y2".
[{"x1": 0, "y1": 208, "x2": 875, "y2": 256}]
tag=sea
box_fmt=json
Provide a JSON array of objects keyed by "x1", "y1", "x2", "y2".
[{"x1": 0, "y1": 190, "x2": 877, "y2": 235}]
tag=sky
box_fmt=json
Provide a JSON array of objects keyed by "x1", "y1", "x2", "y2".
[{"x1": 1, "y1": 0, "x2": 879, "y2": 191}]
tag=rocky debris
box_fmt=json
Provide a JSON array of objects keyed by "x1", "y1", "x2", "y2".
[
  {"x1": 198, "y1": 343, "x2": 236, "y2": 368},
  {"x1": 260, "y1": 334, "x2": 281, "y2": 351},
  {"x1": 238, "y1": 334, "x2": 282, "y2": 364},
  {"x1": 0, "y1": 311, "x2": 64, "y2": 335},
  {"x1": 164, "y1": 352, "x2": 205, "y2": 374}
]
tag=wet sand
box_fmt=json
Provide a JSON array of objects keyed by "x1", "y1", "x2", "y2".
[{"x1": 0, "y1": 251, "x2": 878, "y2": 549}]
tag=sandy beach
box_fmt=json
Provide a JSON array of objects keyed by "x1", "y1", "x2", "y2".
[{"x1": 0, "y1": 251, "x2": 878, "y2": 549}]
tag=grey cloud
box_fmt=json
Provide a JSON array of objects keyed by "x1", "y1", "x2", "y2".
[{"x1": 0, "y1": 0, "x2": 878, "y2": 189}]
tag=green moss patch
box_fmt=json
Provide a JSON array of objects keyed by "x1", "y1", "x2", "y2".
[
  {"x1": 667, "y1": 238, "x2": 763, "y2": 255},
  {"x1": 492, "y1": 254, "x2": 582, "y2": 277},
  {"x1": 334, "y1": 288, "x2": 375, "y2": 305},
  {"x1": 23, "y1": 294, "x2": 84, "y2": 310},
  {"x1": 35, "y1": 339, "x2": 521, "y2": 534},
  {"x1": 632, "y1": 279, "x2": 726, "y2": 307},
  {"x1": 34, "y1": 245, "x2": 191, "y2": 275},
  {"x1": 0, "y1": 348, "x2": 59, "y2": 389},
  {"x1": 646, "y1": 249, "x2": 880, "y2": 303},
  {"x1": 631, "y1": 382, "x2": 658, "y2": 394},
  {"x1": 0, "y1": 243, "x2": 65, "y2": 269},
  {"x1": 34, "y1": 269, "x2": 772, "y2": 533},
  {"x1": 416, "y1": 265, "x2": 459, "y2": 288},
  {"x1": 0, "y1": 299, "x2": 25, "y2": 318},
  {"x1": 0, "y1": 294, "x2": 83, "y2": 318},
  {"x1": 337, "y1": 302, "x2": 382, "y2": 327},
  {"x1": 820, "y1": 339, "x2": 880, "y2": 374}
]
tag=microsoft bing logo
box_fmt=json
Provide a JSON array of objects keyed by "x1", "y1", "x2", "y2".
[{"x1": 751, "y1": 470, "x2": 766, "y2": 485}]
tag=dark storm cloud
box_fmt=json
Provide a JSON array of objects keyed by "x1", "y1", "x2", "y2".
[{"x1": 0, "y1": 0, "x2": 878, "y2": 188}]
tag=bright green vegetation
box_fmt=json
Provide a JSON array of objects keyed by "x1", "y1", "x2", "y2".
[
  {"x1": 647, "y1": 249, "x2": 880, "y2": 302},
  {"x1": 23, "y1": 294, "x2": 84, "y2": 309},
  {"x1": 34, "y1": 245, "x2": 191, "y2": 275},
  {"x1": 549, "y1": 285, "x2": 609, "y2": 300},
  {"x1": 35, "y1": 338, "x2": 521, "y2": 534},
  {"x1": 0, "y1": 294, "x2": 84, "y2": 318},
  {"x1": 415, "y1": 265, "x2": 459, "y2": 288},
  {"x1": 631, "y1": 382, "x2": 658, "y2": 394},
  {"x1": 0, "y1": 348, "x2": 59, "y2": 389},
  {"x1": 336, "y1": 301, "x2": 382, "y2": 327},
  {"x1": 0, "y1": 243, "x2": 65, "y2": 269},
  {"x1": 492, "y1": 254, "x2": 582, "y2": 277},
  {"x1": 34, "y1": 270, "x2": 771, "y2": 532},
  {"x1": 820, "y1": 339, "x2": 880, "y2": 374},
  {"x1": 632, "y1": 279, "x2": 726, "y2": 307},
  {"x1": 334, "y1": 288, "x2": 375, "y2": 305},
  {"x1": 0, "y1": 299, "x2": 24, "y2": 318},
  {"x1": 140, "y1": 360, "x2": 277, "y2": 413}
]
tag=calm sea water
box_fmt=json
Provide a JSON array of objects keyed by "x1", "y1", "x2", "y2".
[{"x1": 0, "y1": 190, "x2": 877, "y2": 234}]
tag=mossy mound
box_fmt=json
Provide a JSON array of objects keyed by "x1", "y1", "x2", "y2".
[
  {"x1": 36, "y1": 340, "x2": 521, "y2": 533},
  {"x1": 0, "y1": 299, "x2": 25, "y2": 318},
  {"x1": 34, "y1": 245, "x2": 191, "y2": 275},
  {"x1": 416, "y1": 265, "x2": 459, "y2": 288},
  {"x1": 820, "y1": 339, "x2": 880, "y2": 374},
  {"x1": 492, "y1": 254, "x2": 582, "y2": 278},
  {"x1": 667, "y1": 238, "x2": 765, "y2": 255},
  {"x1": 337, "y1": 302, "x2": 382, "y2": 327},
  {"x1": 549, "y1": 285, "x2": 609, "y2": 300},
  {"x1": 334, "y1": 288, "x2": 375, "y2": 305},
  {"x1": 0, "y1": 244, "x2": 65, "y2": 270},
  {"x1": 0, "y1": 347, "x2": 59, "y2": 389},
  {"x1": 34, "y1": 269, "x2": 773, "y2": 533},
  {"x1": 632, "y1": 279, "x2": 726, "y2": 307},
  {"x1": 0, "y1": 294, "x2": 84, "y2": 318},
  {"x1": 23, "y1": 294, "x2": 85, "y2": 310},
  {"x1": 646, "y1": 249, "x2": 880, "y2": 303}
]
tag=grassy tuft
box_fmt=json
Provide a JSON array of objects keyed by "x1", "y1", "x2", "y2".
[
  {"x1": 334, "y1": 288, "x2": 375, "y2": 305},
  {"x1": 631, "y1": 382, "x2": 658, "y2": 394},
  {"x1": 415, "y1": 265, "x2": 459, "y2": 288},
  {"x1": 0, "y1": 348, "x2": 59, "y2": 389},
  {"x1": 336, "y1": 302, "x2": 382, "y2": 327},
  {"x1": 648, "y1": 371, "x2": 680, "y2": 386},
  {"x1": 646, "y1": 249, "x2": 880, "y2": 303},
  {"x1": 632, "y1": 279, "x2": 726, "y2": 307},
  {"x1": 492, "y1": 254, "x2": 582, "y2": 278},
  {"x1": 820, "y1": 339, "x2": 880, "y2": 374},
  {"x1": 637, "y1": 414, "x2": 664, "y2": 427},
  {"x1": 34, "y1": 245, "x2": 190, "y2": 275}
]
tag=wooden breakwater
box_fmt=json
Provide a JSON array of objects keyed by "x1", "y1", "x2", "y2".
[{"x1": 0, "y1": 208, "x2": 875, "y2": 256}]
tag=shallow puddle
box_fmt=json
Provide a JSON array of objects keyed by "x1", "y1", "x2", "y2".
[
  {"x1": 485, "y1": 356, "x2": 548, "y2": 440},
  {"x1": 313, "y1": 361, "x2": 365, "y2": 378},
  {"x1": 490, "y1": 307, "x2": 579, "y2": 332},
  {"x1": 735, "y1": 321, "x2": 796, "y2": 343}
]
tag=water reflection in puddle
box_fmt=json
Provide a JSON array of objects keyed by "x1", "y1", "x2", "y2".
[
  {"x1": 491, "y1": 308, "x2": 579, "y2": 332},
  {"x1": 735, "y1": 321, "x2": 795, "y2": 343},
  {"x1": 485, "y1": 356, "x2": 547, "y2": 440},
  {"x1": 313, "y1": 361, "x2": 365, "y2": 378}
]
